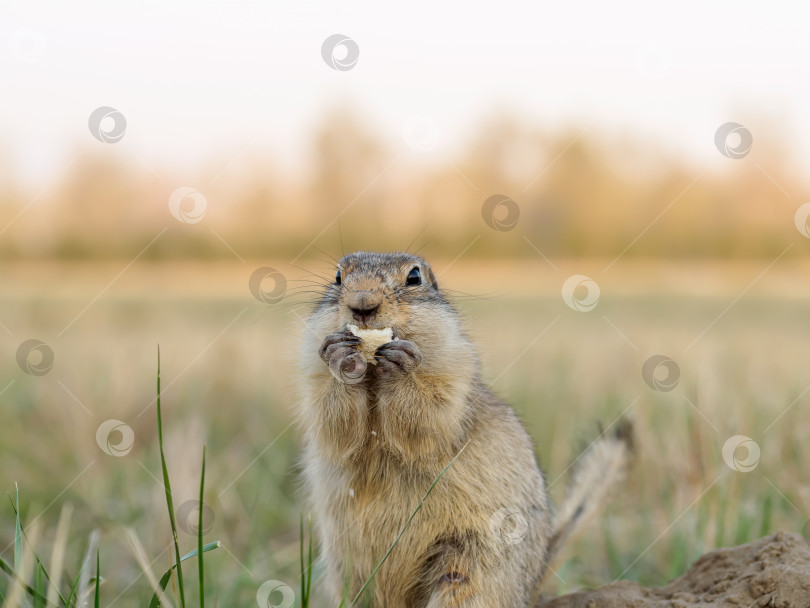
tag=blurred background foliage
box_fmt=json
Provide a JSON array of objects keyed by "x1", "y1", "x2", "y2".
[{"x1": 0, "y1": 106, "x2": 805, "y2": 263}]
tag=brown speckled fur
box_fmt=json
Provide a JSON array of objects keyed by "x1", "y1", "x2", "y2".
[{"x1": 295, "y1": 251, "x2": 630, "y2": 608}]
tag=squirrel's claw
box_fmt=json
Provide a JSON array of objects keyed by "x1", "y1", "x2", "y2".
[
  {"x1": 319, "y1": 331, "x2": 360, "y2": 360},
  {"x1": 320, "y1": 332, "x2": 367, "y2": 384},
  {"x1": 374, "y1": 340, "x2": 422, "y2": 378}
]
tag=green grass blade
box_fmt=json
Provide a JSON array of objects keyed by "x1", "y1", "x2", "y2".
[
  {"x1": 34, "y1": 563, "x2": 45, "y2": 608},
  {"x1": 734, "y1": 505, "x2": 753, "y2": 546},
  {"x1": 148, "y1": 542, "x2": 222, "y2": 608},
  {"x1": 14, "y1": 483, "x2": 23, "y2": 573},
  {"x1": 156, "y1": 346, "x2": 187, "y2": 608},
  {"x1": 0, "y1": 557, "x2": 54, "y2": 606},
  {"x1": 348, "y1": 440, "x2": 469, "y2": 607},
  {"x1": 34, "y1": 553, "x2": 63, "y2": 601},
  {"x1": 306, "y1": 514, "x2": 313, "y2": 603},
  {"x1": 299, "y1": 513, "x2": 313, "y2": 608},
  {"x1": 76, "y1": 530, "x2": 99, "y2": 608},
  {"x1": 714, "y1": 489, "x2": 726, "y2": 548},
  {"x1": 198, "y1": 444, "x2": 206, "y2": 608},
  {"x1": 65, "y1": 567, "x2": 83, "y2": 607},
  {"x1": 299, "y1": 515, "x2": 305, "y2": 608},
  {"x1": 94, "y1": 547, "x2": 100, "y2": 608},
  {"x1": 7, "y1": 488, "x2": 68, "y2": 606},
  {"x1": 180, "y1": 544, "x2": 220, "y2": 565},
  {"x1": 759, "y1": 493, "x2": 774, "y2": 538}
]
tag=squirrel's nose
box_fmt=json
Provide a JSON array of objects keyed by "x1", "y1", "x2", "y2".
[
  {"x1": 349, "y1": 303, "x2": 380, "y2": 324},
  {"x1": 346, "y1": 290, "x2": 381, "y2": 324}
]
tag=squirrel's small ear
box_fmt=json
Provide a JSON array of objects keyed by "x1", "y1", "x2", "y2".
[{"x1": 425, "y1": 265, "x2": 439, "y2": 290}]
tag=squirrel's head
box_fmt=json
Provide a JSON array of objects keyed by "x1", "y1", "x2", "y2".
[
  {"x1": 312, "y1": 251, "x2": 451, "y2": 340},
  {"x1": 301, "y1": 250, "x2": 477, "y2": 386}
]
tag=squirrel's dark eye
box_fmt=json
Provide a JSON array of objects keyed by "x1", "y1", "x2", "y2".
[
  {"x1": 335, "y1": 270, "x2": 342, "y2": 285},
  {"x1": 406, "y1": 267, "x2": 421, "y2": 286}
]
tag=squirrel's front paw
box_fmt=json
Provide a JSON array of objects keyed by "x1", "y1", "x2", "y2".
[
  {"x1": 319, "y1": 331, "x2": 368, "y2": 384},
  {"x1": 374, "y1": 340, "x2": 422, "y2": 379}
]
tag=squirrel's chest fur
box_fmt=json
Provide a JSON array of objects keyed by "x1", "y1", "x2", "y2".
[
  {"x1": 302, "y1": 378, "x2": 552, "y2": 606},
  {"x1": 307, "y1": 410, "x2": 456, "y2": 588}
]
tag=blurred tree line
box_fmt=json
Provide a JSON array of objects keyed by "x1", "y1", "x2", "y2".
[{"x1": 0, "y1": 106, "x2": 805, "y2": 261}]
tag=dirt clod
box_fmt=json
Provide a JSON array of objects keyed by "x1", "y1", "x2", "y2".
[{"x1": 540, "y1": 533, "x2": 810, "y2": 608}]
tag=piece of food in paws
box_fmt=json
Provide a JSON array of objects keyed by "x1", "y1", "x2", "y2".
[{"x1": 346, "y1": 324, "x2": 396, "y2": 364}]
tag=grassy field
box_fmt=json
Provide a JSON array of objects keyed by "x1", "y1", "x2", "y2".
[{"x1": 1, "y1": 259, "x2": 809, "y2": 606}]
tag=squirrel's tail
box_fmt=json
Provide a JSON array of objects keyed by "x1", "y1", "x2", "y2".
[{"x1": 539, "y1": 418, "x2": 634, "y2": 585}]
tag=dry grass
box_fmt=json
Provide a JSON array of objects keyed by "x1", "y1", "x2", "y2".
[{"x1": 1, "y1": 259, "x2": 808, "y2": 604}]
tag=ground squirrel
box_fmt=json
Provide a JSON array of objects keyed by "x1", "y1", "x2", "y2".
[{"x1": 296, "y1": 251, "x2": 633, "y2": 608}]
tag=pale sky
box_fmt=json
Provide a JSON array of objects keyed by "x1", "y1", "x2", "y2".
[{"x1": 2, "y1": 0, "x2": 808, "y2": 185}]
